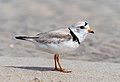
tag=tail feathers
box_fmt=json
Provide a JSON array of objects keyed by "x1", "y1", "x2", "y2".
[{"x1": 15, "y1": 36, "x2": 38, "y2": 41}]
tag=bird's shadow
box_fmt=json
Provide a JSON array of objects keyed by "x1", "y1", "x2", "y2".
[{"x1": 5, "y1": 66, "x2": 54, "y2": 71}]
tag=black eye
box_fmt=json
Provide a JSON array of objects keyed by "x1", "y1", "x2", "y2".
[{"x1": 80, "y1": 26, "x2": 85, "y2": 29}]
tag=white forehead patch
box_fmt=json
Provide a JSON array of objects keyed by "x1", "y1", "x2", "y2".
[{"x1": 74, "y1": 21, "x2": 87, "y2": 27}]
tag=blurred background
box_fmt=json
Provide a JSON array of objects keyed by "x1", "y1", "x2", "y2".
[{"x1": 0, "y1": 0, "x2": 120, "y2": 63}]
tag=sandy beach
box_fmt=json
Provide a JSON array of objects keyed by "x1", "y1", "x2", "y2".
[
  {"x1": 0, "y1": 57, "x2": 120, "y2": 82},
  {"x1": 0, "y1": 0, "x2": 120, "y2": 82}
]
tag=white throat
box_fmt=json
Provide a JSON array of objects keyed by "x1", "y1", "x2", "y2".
[
  {"x1": 76, "y1": 32, "x2": 87, "y2": 42},
  {"x1": 69, "y1": 28, "x2": 87, "y2": 43}
]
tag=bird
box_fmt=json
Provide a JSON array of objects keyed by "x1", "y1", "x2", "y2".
[{"x1": 15, "y1": 21, "x2": 94, "y2": 73}]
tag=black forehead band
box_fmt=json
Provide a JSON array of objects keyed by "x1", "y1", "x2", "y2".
[{"x1": 85, "y1": 22, "x2": 88, "y2": 26}]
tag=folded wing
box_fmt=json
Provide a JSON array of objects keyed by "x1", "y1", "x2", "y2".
[{"x1": 35, "y1": 31, "x2": 71, "y2": 44}]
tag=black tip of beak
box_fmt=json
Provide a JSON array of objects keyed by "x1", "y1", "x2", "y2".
[{"x1": 90, "y1": 31, "x2": 94, "y2": 34}]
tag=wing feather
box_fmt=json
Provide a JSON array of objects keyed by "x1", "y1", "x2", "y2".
[{"x1": 35, "y1": 30, "x2": 71, "y2": 44}]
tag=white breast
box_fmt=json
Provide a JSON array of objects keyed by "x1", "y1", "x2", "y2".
[{"x1": 34, "y1": 40, "x2": 79, "y2": 55}]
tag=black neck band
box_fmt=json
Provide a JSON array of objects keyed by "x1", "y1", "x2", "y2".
[{"x1": 68, "y1": 28, "x2": 80, "y2": 44}]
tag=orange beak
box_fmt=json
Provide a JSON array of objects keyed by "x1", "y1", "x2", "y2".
[{"x1": 88, "y1": 28, "x2": 94, "y2": 33}]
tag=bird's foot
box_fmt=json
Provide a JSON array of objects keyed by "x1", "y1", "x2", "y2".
[{"x1": 53, "y1": 68, "x2": 71, "y2": 73}]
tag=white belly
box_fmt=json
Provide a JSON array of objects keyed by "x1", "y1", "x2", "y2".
[{"x1": 34, "y1": 40, "x2": 79, "y2": 55}]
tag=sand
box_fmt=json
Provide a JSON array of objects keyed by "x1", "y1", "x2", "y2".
[{"x1": 0, "y1": 57, "x2": 120, "y2": 82}]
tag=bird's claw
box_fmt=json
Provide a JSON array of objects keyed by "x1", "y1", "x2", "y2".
[{"x1": 53, "y1": 68, "x2": 71, "y2": 73}]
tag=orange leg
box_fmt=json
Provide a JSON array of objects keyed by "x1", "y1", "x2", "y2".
[
  {"x1": 54, "y1": 54, "x2": 57, "y2": 69},
  {"x1": 53, "y1": 54, "x2": 60, "y2": 71},
  {"x1": 53, "y1": 54, "x2": 71, "y2": 73},
  {"x1": 56, "y1": 54, "x2": 63, "y2": 71}
]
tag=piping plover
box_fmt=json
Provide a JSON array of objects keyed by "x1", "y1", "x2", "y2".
[{"x1": 15, "y1": 21, "x2": 94, "y2": 73}]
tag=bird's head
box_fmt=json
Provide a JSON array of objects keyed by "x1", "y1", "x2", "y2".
[{"x1": 69, "y1": 21, "x2": 94, "y2": 42}]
